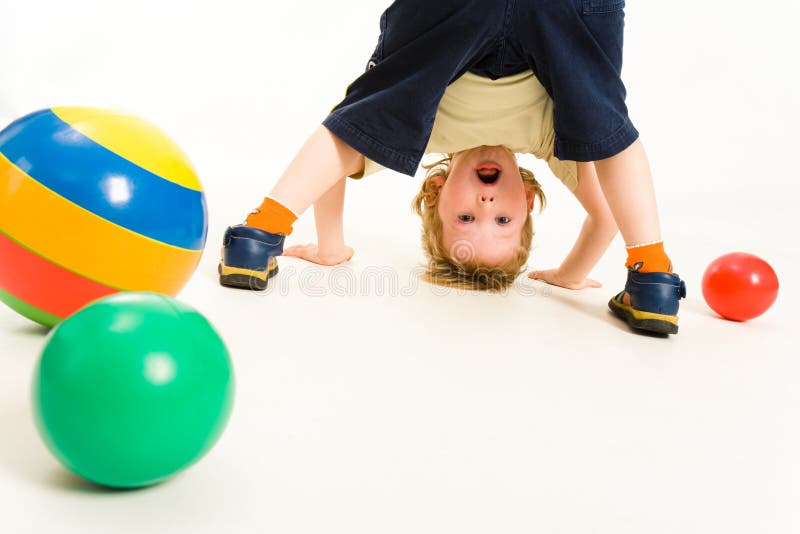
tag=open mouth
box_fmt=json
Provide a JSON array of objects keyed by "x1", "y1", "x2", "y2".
[{"x1": 476, "y1": 167, "x2": 500, "y2": 184}]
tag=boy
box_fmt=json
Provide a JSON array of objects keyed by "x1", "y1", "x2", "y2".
[{"x1": 219, "y1": 0, "x2": 686, "y2": 334}]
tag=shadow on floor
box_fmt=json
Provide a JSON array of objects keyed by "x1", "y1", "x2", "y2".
[
  {"x1": 11, "y1": 322, "x2": 52, "y2": 336},
  {"x1": 46, "y1": 469, "x2": 149, "y2": 495},
  {"x1": 538, "y1": 285, "x2": 670, "y2": 339},
  {"x1": 0, "y1": 404, "x2": 154, "y2": 495}
]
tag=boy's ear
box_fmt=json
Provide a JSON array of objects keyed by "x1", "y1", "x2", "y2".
[
  {"x1": 424, "y1": 174, "x2": 446, "y2": 206},
  {"x1": 523, "y1": 181, "x2": 536, "y2": 212}
]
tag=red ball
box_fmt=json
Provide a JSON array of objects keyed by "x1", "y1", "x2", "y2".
[{"x1": 702, "y1": 252, "x2": 779, "y2": 321}]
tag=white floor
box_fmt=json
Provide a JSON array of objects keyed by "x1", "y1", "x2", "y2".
[
  {"x1": 1, "y1": 183, "x2": 798, "y2": 533},
  {"x1": 2, "y1": 0, "x2": 799, "y2": 530}
]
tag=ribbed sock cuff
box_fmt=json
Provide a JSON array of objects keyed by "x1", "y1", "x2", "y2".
[
  {"x1": 625, "y1": 241, "x2": 673, "y2": 273},
  {"x1": 246, "y1": 197, "x2": 297, "y2": 235}
]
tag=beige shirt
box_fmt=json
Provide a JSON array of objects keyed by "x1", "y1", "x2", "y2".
[{"x1": 350, "y1": 69, "x2": 578, "y2": 191}]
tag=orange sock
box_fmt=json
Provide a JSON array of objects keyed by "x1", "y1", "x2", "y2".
[
  {"x1": 246, "y1": 197, "x2": 297, "y2": 235},
  {"x1": 625, "y1": 241, "x2": 673, "y2": 273}
]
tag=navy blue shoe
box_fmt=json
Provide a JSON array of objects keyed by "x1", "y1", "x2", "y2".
[
  {"x1": 218, "y1": 225, "x2": 285, "y2": 291},
  {"x1": 608, "y1": 269, "x2": 687, "y2": 334}
]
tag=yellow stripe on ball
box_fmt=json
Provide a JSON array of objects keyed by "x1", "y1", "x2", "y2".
[{"x1": 51, "y1": 107, "x2": 202, "y2": 192}]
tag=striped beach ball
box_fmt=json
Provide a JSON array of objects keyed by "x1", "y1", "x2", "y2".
[{"x1": 0, "y1": 107, "x2": 207, "y2": 327}]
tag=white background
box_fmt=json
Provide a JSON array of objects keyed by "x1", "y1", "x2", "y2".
[{"x1": 1, "y1": 1, "x2": 799, "y2": 533}]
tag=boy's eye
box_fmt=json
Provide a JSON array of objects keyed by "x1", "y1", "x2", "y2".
[
  {"x1": 495, "y1": 216, "x2": 511, "y2": 225},
  {"x1": 458, "y1": 214, "x2": 474, "y2": 223}
]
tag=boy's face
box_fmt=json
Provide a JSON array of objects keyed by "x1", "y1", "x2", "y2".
[{"x1": 437, "y1": 146, "x2": 533, "y2": 266}]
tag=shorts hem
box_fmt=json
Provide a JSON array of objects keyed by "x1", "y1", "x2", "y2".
[
  {"x1": 322, "y1": 113, "x2": 420, "y2": 177},
  {"x1": 555, "y1": 121, "x2": 640, "y2": 162}
]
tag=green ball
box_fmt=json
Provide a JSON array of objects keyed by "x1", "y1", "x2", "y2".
[{"x1": 32, "y1": 292, "x2": 234, "y2": 488}]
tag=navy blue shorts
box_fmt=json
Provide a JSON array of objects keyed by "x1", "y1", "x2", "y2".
[{"x1": 322, "y1": 0, "x2": 639, "y2": 177}]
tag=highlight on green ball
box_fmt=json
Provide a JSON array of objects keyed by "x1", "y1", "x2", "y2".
[{"x1": 32, "y1": 292, "x2": 234, "y2": 489}]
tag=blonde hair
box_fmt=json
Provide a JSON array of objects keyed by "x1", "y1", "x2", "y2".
[{"x1": 411, "y1": 153, "x2": 546, "y2": 292}]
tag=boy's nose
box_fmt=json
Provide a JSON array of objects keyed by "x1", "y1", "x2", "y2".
[{"x1": 479, "y1": 193, "x2": 495, "y2": 204}]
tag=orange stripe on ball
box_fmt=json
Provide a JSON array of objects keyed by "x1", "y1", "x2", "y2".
[{"x1": 0, "y1": 231, "x2": 119, "y2": 320}]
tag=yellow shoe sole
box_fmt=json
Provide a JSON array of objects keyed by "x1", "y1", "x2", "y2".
[
  {"x1": 218, "y1": 257, "x2": 279, "y2": 291},
  {"x1": 608, "y1": 294, "x2": 679, "y2": 335}
]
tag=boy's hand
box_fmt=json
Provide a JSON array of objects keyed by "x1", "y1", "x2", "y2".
[
  {"x1": 527, "y1": 268, "x2": 601, "y2": 290},
  {"x1": 282, "y1": 243, "x2": 354, "y2": 266}
]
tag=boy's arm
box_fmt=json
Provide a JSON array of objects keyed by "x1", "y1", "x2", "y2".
[
  {"x1": 314, "y1": 177, "x2": 351, "y2": 262},
  {"x1": 529, "y1": 162, "x2": 618, "y2": 288}
]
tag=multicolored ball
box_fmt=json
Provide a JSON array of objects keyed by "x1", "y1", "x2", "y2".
[{"x1": 0, "y1": 107, "x2": 207, "y2": 326}]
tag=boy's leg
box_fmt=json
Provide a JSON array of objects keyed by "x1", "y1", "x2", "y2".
[
  {"x1": 595, "y1": 139, "x2": 685, "y2": 332},
  {"x1": 512, "y1": 1, "x2": 685, "y2": 333},
  {"x1": 593, "y1": 139, "x2": 661, "y2": 247},
  {"x1": 267, "y1": 125, "x2": 364, "y2": 216},
  {"x1": 222, "y1": 1, "x2": 512, "y2": 290},
  {"x1": 219, "y1": 125, "x2": 363, "y2": 290}
]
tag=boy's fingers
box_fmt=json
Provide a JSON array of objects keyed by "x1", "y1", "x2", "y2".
[{"x1": 284, "y1": 244, "x2": 313, "y2": 254}]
